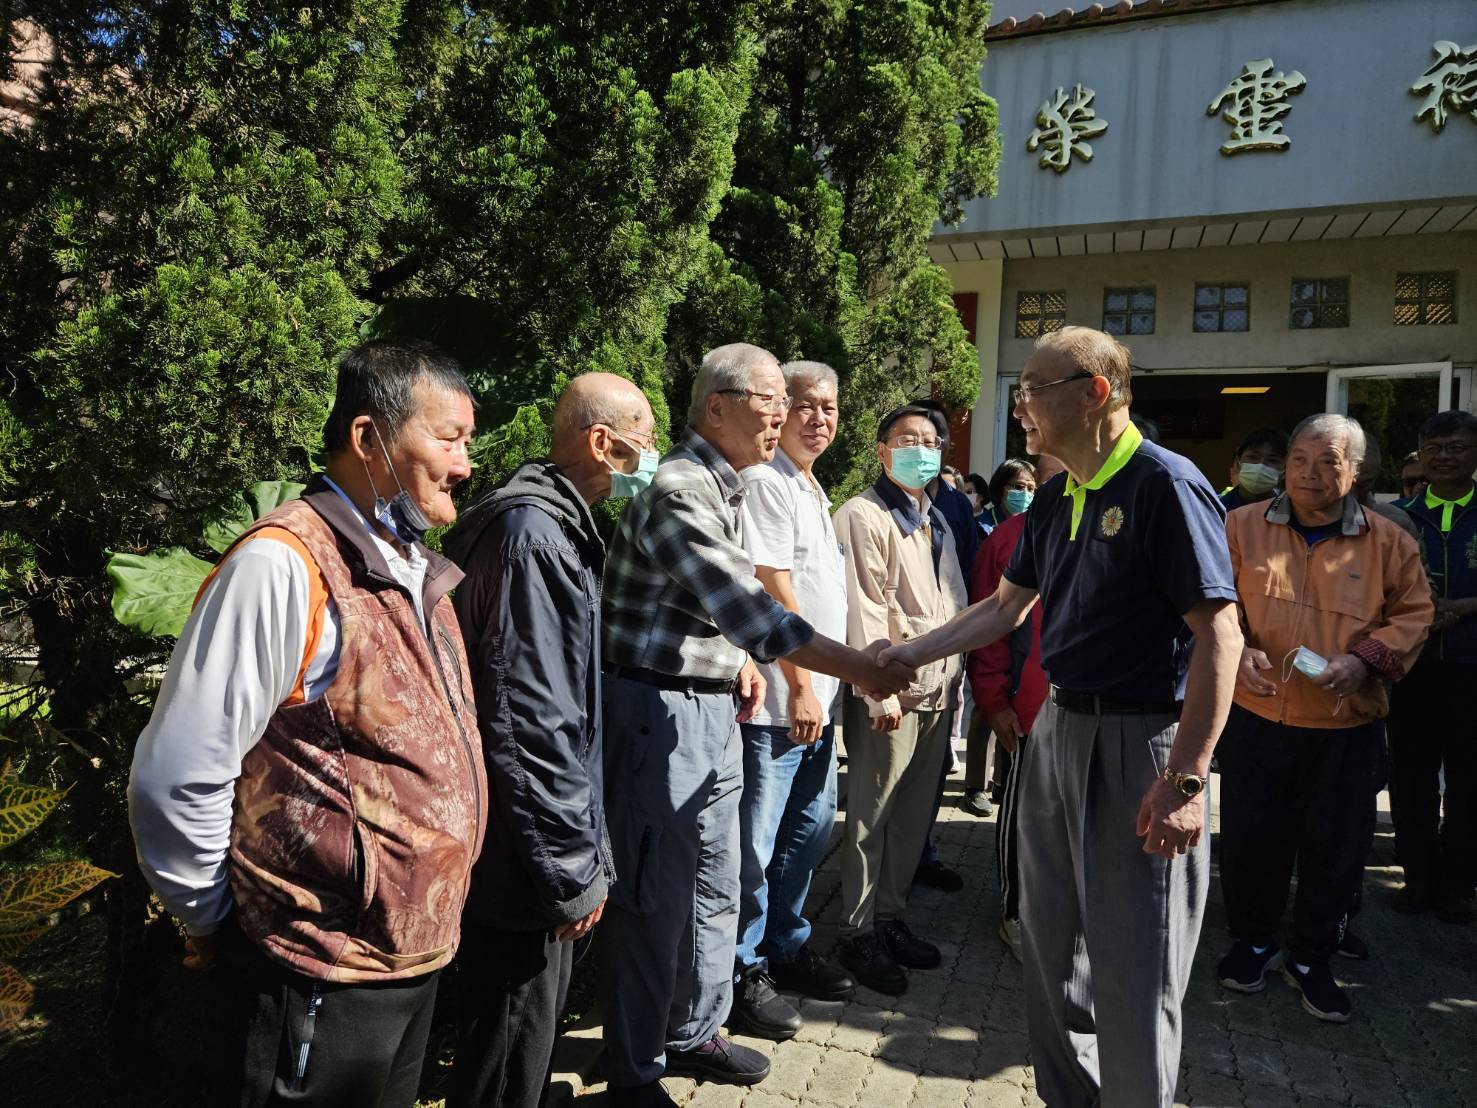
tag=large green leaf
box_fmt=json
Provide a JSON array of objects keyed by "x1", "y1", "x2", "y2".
[
  {"x1": 0, "y1": 780, "x2": 65, "y2": 850},
  {"x1": 203, "y1": 480, "x2": 306, "y2": 554},
  {"x1": 106, "y1": 547, "x2": 214, "y2": 639},
  {"x1": 0, "y1": 862, "x2": 117, "y2": 931}
]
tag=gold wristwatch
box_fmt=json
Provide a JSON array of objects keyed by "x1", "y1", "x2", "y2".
[{"x1": 1163, "y1": 769, "x2": 1206, "y2": 797}]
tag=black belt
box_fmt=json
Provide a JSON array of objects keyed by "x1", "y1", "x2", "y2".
[
  {"x1": 604, "y1": 665, "x2": 737, "y2": 696},
  {"x1": 1050, "y1": 685, "x2": 1181, "y2": 716}
]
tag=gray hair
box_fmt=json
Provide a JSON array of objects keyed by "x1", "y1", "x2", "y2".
[
  {"x1": 1289, "y1": 413, "x2": 1367, "y2": 469},
  {"x1": 687, "y1": 342, "x2": 779, "y2": 426},
  {"x1": 781, "y1": 360, "x2": 839, "y2": 395}
]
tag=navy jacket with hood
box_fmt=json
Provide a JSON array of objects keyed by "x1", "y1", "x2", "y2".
[{"x1": 444, "y1": 460, "x2": 612, "y2": 930}]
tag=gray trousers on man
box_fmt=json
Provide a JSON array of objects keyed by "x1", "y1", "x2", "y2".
[
  {"x1": 840, "y1": 703, "x2": 950, "y2": 935},
  {"x1": 1018, "y1": 699, "x2": 1207, "y2": 1108},
  {"x1": 598, "y1": 676, "x2": 743, "y2": 1088}
]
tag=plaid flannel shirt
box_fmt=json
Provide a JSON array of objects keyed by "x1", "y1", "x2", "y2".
[{"x1": 602, "y1": 430, "x2": 815, "y2": 680}]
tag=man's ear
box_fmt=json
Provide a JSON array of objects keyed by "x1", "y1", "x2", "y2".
[
  {"x1": 1087, "y1": 374, "x2": 1112, "y2": 411},
  {"x1": 349, "y1": 415, "x2": 378, "y2": 463},
  {"x1": 587, "y1": 423, "x2": 612, "y2": 464}
]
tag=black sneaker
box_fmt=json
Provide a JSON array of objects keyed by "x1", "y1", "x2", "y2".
[
  {"x1": 666, "y1": 1033, "x2": 770, "y2": 1086},
  {"x1": 838, "y1": 931, "x2": 907, "y2": 995},
  {"x1": 609, "y1": 1079, "x2": 679, "y2": 1107},
  {"x1": 876, "y1": 918, "x2": 942, "y2": 970},
  {"x1": 1336, "y1": 928, "x2": 1370, "y2": 960},
  {"x1": 768, "y1": 944, "x2": 856, "y2": 1001},
  {"x1": 728, "y1": 967, "x2": 801, "y2": 1041},
  {"x1": 1283, "y1": 962, "x2": 1352, "y2": 1023},
  {"x1": 1216, "y1": 940, "x2": 1284, "y2": 993},
  {"x1": 913, "y1": 860, "x2": 964, "y2": 892}
]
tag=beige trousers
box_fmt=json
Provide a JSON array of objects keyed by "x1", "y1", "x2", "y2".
[{"x1": 839, "y1": 704, "x2": 950, "y2": 935}]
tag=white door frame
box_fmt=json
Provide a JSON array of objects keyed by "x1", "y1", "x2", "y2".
[{"x1": 1325, "y1": 361, "x2": 1452, "y2": 414}]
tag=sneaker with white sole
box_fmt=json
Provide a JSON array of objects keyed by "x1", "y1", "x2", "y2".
[
  {"x1": 1283, "y1": 961, "x2": 1352, "y2": 1023},
  {"x1": 1217, "y1": 940, "x2": 1284, "y2": 993}
]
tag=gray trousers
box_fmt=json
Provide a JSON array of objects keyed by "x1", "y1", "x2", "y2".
[
  {"x1": 1018, "y1": 699, "x2": 1207, "y2": 1108},
  {"x1": 840, "y1": 704, "x2": 950, "y2": 936},
  {"x1": 598, "y1": 677, "x2": 742, "y2": 1088}
]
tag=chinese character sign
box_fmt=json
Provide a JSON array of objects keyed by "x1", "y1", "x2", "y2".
[
  {"x1": 1027, "y1": 84, "x2": 1108, "y2": 173},
  {"x1": 1412, "y1": 41, "x2": 1477, "y2": 133},
  {"x1": 1207, "y1": 58, "x2": 1306, "y2": 154}
]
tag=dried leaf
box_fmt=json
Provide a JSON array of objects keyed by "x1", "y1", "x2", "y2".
[
  {"x1": 0, "y1": 922, "x2": 52, "y2": 959},
  {"x1": 0, "y1": 960, "x2": 35, "y2": 1032},
  {"x1": 0, "y1": 780, "x2": 66, "y2": 850},
  {"x1": 0, "y1": 862, "x2": 117, "y2": 931}
]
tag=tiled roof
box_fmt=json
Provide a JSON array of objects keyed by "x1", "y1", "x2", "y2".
[{"x1": 986, "y1": 0, "x2": 1287, "y2": 41}]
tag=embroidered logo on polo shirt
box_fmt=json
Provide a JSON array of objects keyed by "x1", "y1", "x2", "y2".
[{"x1": 1099, "y1": 506, "x2": 1125, "y2": 538}]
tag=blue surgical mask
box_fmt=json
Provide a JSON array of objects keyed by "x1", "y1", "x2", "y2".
[
  {"x1": 1004, "y1": 489, "x2": 1034, "y2": 515},
  {"x1": 363, "y1": 426, "x2": 434, "y2": 545},
  {"x1": 1284, "y1": 645, "x2": 1328, "y2": 681},
  {"x1": 890, "y1": 445, "x2": 942, "y2": 489},
  {"x1": 608, "y1": 437, "x2": 659, "y2": 498}
]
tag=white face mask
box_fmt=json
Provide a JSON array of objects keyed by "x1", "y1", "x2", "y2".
[{"x1": 1283, "y1": 645, "x2": 1327, "y2": 681}]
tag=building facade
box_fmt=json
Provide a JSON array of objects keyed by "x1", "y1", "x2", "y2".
[{"x1": 939, "y1": 0, "x2": 1477, "y2": 492}]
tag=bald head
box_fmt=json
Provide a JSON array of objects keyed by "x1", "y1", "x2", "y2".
[{"x1": 552, "y1": 372, "x2": 652, "y2": 446}]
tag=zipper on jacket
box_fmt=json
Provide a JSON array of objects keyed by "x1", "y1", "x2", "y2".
[
  {"x1": 1277, "y1": 540, "x2": 1315, "y2": 726},
  {"x1": 428, "y1": 618, "x2": 484, "y2": 883},
  {"x1": 293, "y1": 982, "x2": 324, "y2": 1089}
]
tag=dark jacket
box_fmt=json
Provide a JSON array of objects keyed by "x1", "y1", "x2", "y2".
[
  {"x1": 445, "y1": 460, "x2": 611, "y2": 931},
  {"x1": 1403, "y1": 482, "x2": 1477, "y2": 665},
  {"x1": 929, "y1": 478, "x2": 981, "y2": 579}
]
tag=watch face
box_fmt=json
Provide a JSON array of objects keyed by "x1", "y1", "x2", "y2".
[{"x1": 1180, "y1": 776, "x2": 1204, "y2": 797}]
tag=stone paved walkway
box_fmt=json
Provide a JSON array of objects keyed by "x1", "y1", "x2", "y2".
[{"x1": 572, "y1": 761, "x2": 1477, "y2": 1107}]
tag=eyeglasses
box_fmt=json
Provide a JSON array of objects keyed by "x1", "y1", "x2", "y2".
[
  {"x1": 720, "y1": 388, "x2": 791, "y2": 414},
  {"x1": 585, "y1": 422, "x2": 655, "y2": 450},
  {"x1": 889, "y1": 435, "x2": 941, "y2": 450},
  {"x1": 1419, "y1": 441, "x2": 1477, "y2": 458},
  {"x1": 1012, "y1": 371, "x2": 1096, "y2": 406}
]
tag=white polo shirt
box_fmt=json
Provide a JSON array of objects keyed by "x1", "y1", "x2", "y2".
[{"x1": 738, "y1": 448, "x2": 848, "y2": 727}]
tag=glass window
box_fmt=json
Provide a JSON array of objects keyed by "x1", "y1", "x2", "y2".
[
  {"x1": 1102, "y1": 287, "x2": 1155, "y2": 336},
  {"x1": 1015, "y1": 290, "x2": 1066, "y2": 338},
  {"x1": 1288, "y1": 276, "x2": 1350, "y2": 329},
  {"x1": 1394, "y1": 271, "x2": 1457, "y2": 326},
  {"x1": 1192, "y1": 283, "x2": 1251, "y2": 332}
]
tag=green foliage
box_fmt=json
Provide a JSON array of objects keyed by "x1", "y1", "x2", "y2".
[
  {"x1": 0, "y1": 774, "x2": 116, "y2": 1031},
  {"x1": 668, "y1": 0, "x2": 999, "y2": 499}
]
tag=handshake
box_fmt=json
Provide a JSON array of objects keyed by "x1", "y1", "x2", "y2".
[{"x1": 853, "y1": 639, "x2": 918, "y2": 700}]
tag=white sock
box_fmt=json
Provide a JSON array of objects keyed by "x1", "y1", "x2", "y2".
[
  {"x1": 1251, "y1": 944, "x2": 1270, "y2": 954},
  {"x1": 1294, "y1": 962, "x2": 1310, "y2": 974}
]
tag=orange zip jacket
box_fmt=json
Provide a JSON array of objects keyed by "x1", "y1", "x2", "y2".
[{"x1": 1227, "y1": 493, "x2": 1433, "y2": 729}]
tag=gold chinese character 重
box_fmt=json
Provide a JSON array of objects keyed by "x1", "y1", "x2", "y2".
[
  {"x1": 1206, "y1": 58, "x2": 1306, "y2": 154},
  {"x1": 1027, "y1": 84, "x2": 1108, "y2": 173},
  {"x1": 1412, "y1": 41, "x2": 1477, "y2": 133}
]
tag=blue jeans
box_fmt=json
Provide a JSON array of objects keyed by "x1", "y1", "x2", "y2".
[{"x1": 734, "y1": 723, "x2": 838, "y2": 971}]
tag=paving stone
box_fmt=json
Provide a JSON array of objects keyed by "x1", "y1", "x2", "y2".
[
  {"x1": 829, "y1": 1005, "x2": 892, "y2": 1056},
  {"x1": 908, "y1": 1074, "x2": 972, "y2": 1107},
  {"x1": 685, "y1": 1082, "x2": 747, "y2": 1108},
  {"x1": 966, "y1": 1079, "x2": 1026, "y2": 1108},
  {"x1": 807, "y1": 1047, "x2": 872, "y2": 1106},
  {"x1": 1181, "y1": 1070, "x2": 1243, "y2": 1107},
  {"x1": 876, "y1": 1016, "x2": 934, "y2": 1069},
  {"x1": 853, "y1": 1060, "x2": 919, "y2": 1106},
  {"x1": 1228, "y1": 1031, "x2": 1289, "y2": 1089},
  {"x1": 1280, "y1": 1041, "x2": 1347, "y2": 1102},
  {"x1": 766, "y1": 1038, "x2": 826, "y2": 1092}
]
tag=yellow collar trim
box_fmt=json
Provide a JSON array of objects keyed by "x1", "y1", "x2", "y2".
[
  {"x1": 1063, "y1": 422, "x2": 1143, "y2": 540},
  {"x1": 1425, "y1": 485, "x2": 1474, "y2": 532}
]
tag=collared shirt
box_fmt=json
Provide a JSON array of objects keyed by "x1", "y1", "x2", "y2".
[
  {"x1": 603, "y1": 430, "x2": 815, "y2": 680},
  {"x1": 1004, "y1": 429, "x2": 1237, "y2": 702},
  {"x1": 1424, "y1": 485, "x2": 1475, "y2": 532},
  {"x1": 738, "y1": 448, "x2": 848, "y2": 726}
]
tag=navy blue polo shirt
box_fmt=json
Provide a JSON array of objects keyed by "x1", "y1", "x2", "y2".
[{"x1": 1004, "y1": 434, "x2": 1238, "y2": 702}]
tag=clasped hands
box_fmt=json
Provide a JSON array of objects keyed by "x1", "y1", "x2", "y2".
[{"x1": 853, "y1": 639, "x2": 917, "y2": 700}]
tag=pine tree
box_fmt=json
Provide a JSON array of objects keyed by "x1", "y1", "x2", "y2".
[{"x1": 666, "y1": 0, "x2": 999, "y2": 497}]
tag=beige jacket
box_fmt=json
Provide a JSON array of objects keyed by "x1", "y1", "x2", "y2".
[{"x1": 834, "y1": 484, "x2": 968, "y2": 715}]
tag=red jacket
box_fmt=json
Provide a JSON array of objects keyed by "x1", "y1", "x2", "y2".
[{"x1": 967, "y1": 512, "x2": 1048, "y2": 733}]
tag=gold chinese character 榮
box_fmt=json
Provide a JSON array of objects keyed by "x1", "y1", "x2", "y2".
[
  {"x1": 1206, "y1": 58, "x2": 1306, "y2": 154},
  {"x1": 1412, "y1": 41, "x2": 1477, "y2": 133},
  {"x1": 1027, "y1": 84, "x2": 1108, "y2": 173}
]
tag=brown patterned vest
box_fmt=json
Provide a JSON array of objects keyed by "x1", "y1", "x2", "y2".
[{"x1": 226, "y1": 478, "x2": 486, "y2": 983}]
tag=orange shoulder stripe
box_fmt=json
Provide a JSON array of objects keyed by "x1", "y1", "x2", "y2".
[{"x1": 194, "y1": 526, "x2": 331, "y2": 706}]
